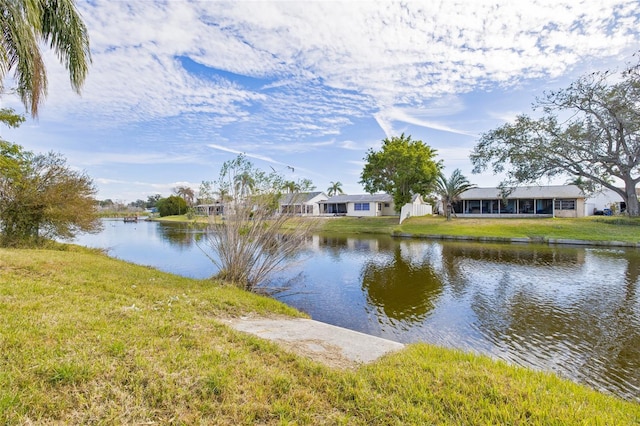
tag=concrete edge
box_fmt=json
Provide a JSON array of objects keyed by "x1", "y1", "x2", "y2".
[
  {"x1": 226, "y1": 317, "x2": 405, "y2": 366},
  {"x1": 393, "y1": 233, "x2": 640, "y2": 248}
]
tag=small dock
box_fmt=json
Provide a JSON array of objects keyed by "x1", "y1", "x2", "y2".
[{"x1": 123, "y1": 216, "x2": 138, "y2": 223}]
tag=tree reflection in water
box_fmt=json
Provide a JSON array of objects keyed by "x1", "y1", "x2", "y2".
[
  {"x1": 361, "y1": 245, "x2": 443, "y2": 326},
  {"x1": 157, "y1": 222, "x2": 207, "y2": 249}
]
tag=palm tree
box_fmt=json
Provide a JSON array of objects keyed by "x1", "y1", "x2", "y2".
[
  {"x1": 282, "y1": 180, "x2": 300, "y2": 193},
  {"x1": 173, "y1": 186, "x2": 195, "y2": 206},
  {"x1": 327, "y1": 181, "x2": 344, "y2": 196},
  {"x1": 234, "y1": 171, "x2": 256, "y2": 198},
  {"x1": 435, "y1": 169, "x2": 476, "y2": 220},
  {"x1": 214, "y1": 187, "x2": 230, "y2": 203},
  {"x1": 0, "y1": 0, "x2": 91, "y2": 117}
]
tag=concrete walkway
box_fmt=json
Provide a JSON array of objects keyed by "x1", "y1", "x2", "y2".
[{"x1": 227, "y1": 317, "x2": 405, "y2": 369}]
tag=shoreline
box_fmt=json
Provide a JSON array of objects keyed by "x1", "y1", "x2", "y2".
[
  {"x1": 143, "y1": 214, "x2": 640, "y2": 248},
  {"x1": 392, "y1": 232, "x2": 640, "y2": 248}
]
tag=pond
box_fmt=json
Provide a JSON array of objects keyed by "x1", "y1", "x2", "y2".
[{"x1": 73, "y1": 219, "x2": 640, "y2": 402}]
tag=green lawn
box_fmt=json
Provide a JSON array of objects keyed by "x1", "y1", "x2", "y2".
[
  {"x1": 397, "y1": 215, "x2": 640, "y2": 243},
  {"x1": 1, "y1": 245, "x2": 638, "y2": 424},
  {"x1": 157, "y1": 214, "x2": 640, "y2": 244},
  {"x1": 318, "y1": 216, "x2": 400, "y2": 234},
  {"x1": 315, "y1": 214, "x2": 640, "y2": 243}
]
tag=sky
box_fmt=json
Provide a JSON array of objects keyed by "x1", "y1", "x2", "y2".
[{"x1": 2, "y1": 0, "x2": 640, "y2": 203}]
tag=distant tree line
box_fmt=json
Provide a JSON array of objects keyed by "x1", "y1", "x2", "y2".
[{"x1": 98, "y1": 194, "x2": 163, "y2": 212}]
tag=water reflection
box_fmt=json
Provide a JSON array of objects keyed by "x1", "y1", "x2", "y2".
[
  {"x1": 306, "y1": 238, "x2": 640, "y2": 401},
  {"x1": 73, "y1": 221, "x2": 640, "y2": 402},
  {"x1": 441, "y1": 241, "x2": 585, "y2": 265},
  {"x1": 465, "y1": 258, "x2": 639, "y2": 399},
  {"x1": 312, "y1": 234, "x2": 396, "y2": 255},
  {"x1": 361, "y1": 246, "x2": 443, "y2": 325},
  {"x1": 413, "y1": 243, "x2": 640, "y2": 401},
  {"x1": 156, "y1": 222, "x2": 207, "y2": 249}
]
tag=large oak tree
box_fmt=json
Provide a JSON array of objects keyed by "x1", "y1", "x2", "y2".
[
  {"x1": 471, "y1": 59, "x2": 640, "y2": 216},
  {"x1": 360, "y1": 134, "x2": 441, "y2": 212}
]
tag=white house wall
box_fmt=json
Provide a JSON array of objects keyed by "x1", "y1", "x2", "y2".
[
  {"x1": 310, "y1": 203, "x2": 322, "y2": 216},
  {"x1": 381, "y1": 203, "x2": 396, "y2": 216},
  {"x1": 307, "y1": 193, "x2": 328, "y2": 216},
  {"x1": 555, "y1": 199, "x2": 585, "y2": 218},
  {"x1": 344, "y1": 201, "x2": 397, "y2": 217},
  {"x1": 346, "y1": 202, "x2": 376, "y2": 217},
  {"x1": 584, "y1": 189, "x2": 624, "y2": 215}
]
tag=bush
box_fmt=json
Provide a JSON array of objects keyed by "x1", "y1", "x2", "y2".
[
  {"x1": 156, "y1": 195, "x2": 187, "y2": 217},
  {"x1": 0, "y1": 141, "x2": 101, "y2": 247},
  {"x1": 198, "y1": 155, "x2": 317, "y2": 291}
]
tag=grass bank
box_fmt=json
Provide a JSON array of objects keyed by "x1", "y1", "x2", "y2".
[
  {"x1": 317, "y1": 215, "x2": 640, "y2": 244},
  {"x1": 152, "y1": 213, "x2": 640, "y2": 245},
  {"x1": 1, "y1": 246, "x2": 638, "y2": 424},
  {"x1": 397, "y1": 215, "x2": 640, "y2": 244},
  {"x1": 151, "y1": 214, "x2": 197, "y2": 222},
  {"x1": 318, "y1": 216, "x2": 400, "y2": 235}
]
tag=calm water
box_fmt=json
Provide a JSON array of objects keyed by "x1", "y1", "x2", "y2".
[{"x1": 74, "y1": 219, "x2": 640, "y2": 402}]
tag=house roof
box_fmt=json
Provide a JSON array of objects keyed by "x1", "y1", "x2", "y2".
[
  {"x1": 323, "y1": 193, "x2": 393, "y2": 203},
  {"x1": 280, "y1": 191, "x2": 327, "y2": 204},
  {"x1": 460, "y1": 185, "x2": 585, "y2": 200}
]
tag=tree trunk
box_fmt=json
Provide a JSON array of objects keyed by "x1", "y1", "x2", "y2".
[{"x1": 624, "y1": 180, "x2": 639, "y2": 216}]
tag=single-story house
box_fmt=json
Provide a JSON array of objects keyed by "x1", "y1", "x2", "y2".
[
  {"x1": 319, "y1": 194, "x2": 397, "y2": 217},
  {"x1": 452, "y1": 185, "x2": 586, "y2": 218},
  {"x1": 195, "y1": 202, "x2": 224, "y2": 216},
  {"x1": 279, "y1": 191, "x2": 328, "y2": 216},
  {"x1": 399, "y1": 194, "x2": 433, "y2": 223}
]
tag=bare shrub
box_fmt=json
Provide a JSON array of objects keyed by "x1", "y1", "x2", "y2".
[{"x1": 198, "y1": 155, "x2": 318, "y2": 292}]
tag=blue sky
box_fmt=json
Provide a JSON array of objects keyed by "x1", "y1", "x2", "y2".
[{"x1": 2, "y1": 0, "x2": 640, "y2": 203}]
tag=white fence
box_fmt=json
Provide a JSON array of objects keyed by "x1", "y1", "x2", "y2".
[{"x1": 399, "y1": 203, "x2": 432, "y2": 224}]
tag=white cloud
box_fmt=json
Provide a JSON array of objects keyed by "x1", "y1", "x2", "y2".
[
  {"x1": 5, "y1": 0, "x2": 639, "y2": 201},
  {"x1": 378, "y1": 106, "x2": 478, "y2": 137},
  {"x1": 34, "y1": 0, "x2": 638, "y2": 133},
  {"x1": 207, "y1": 143, "x2": 291, "y2": 167},
  {"x1": 70, "y1": 151, "x2": 199, "y2": 167}
]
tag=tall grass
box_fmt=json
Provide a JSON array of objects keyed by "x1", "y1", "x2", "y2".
[{"x1": 1, "y1": 246, "x2": 638, "y2": 424}]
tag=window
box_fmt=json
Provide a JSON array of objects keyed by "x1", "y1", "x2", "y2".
[
  {"x1": 554, "y1": 199, "x2": 576, "y2": 210},
  {"x1": 519, "y1": 199, "x2": 534, "y2": 214},
  {"x1": 482, "y1": 199, "x2": 499, "y2": 214},
  {"x1": 354, "y1": 203, "x2": 370, "y2": 211},
  {"x1": 501, "y1": 199, "x2": 516, "y2": 214},
  {"x1": 466, "y1": 200, "x2": 480, "y2": 213},
  {"x1": 536, "y1": 199, "x2": 553, "y2": 214}
]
